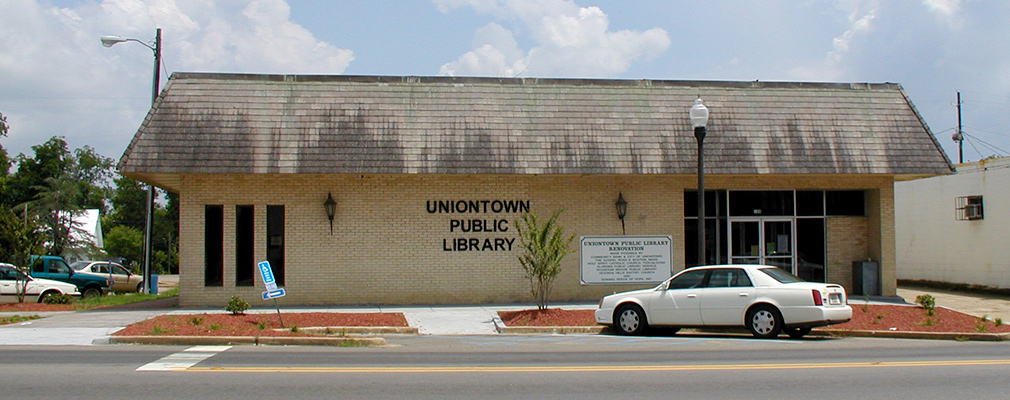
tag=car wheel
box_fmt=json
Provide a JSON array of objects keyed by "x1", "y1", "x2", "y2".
[
  {"x1": 82, "y1": 287, "x2": 102, "y2": 299},
  {"x1": 38, "y1": 290, "x2": 57, "y2": 303},
  {"x1": 614, "y1": 304, "x2": 647, "y2": 335},
  {"x1": 747, "y1": 305, "x2": 783, "y2": 339},
  {"x1": 786, "y1": 327, "x2": 812, "y2": 339}
]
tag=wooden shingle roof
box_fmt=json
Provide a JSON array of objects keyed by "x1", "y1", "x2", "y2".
[{"x1": 119, "y1": 73, "x2": 952, "y2": 189}]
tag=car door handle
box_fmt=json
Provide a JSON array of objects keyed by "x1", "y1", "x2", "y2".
[
  {"x1": 739, "y1": 293, "x2": 750, "y2": 297},
  {"x1": 687, "y1": 294, "x2": 697, "y2": 298}
]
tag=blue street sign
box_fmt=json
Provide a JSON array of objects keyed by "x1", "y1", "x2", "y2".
[
  {"x1": 261, "y1": 288, "x2": 286, "y2": 300},
  {"x1": 258, "y1": 261, "x2": 277, "y2": 292}
]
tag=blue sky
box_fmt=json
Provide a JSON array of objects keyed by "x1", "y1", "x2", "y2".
[{"x1": 1, "y1": 0, "x2": 1008, "y2": 165}]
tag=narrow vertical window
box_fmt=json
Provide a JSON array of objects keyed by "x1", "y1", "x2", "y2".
[
  {"x1": 235, "y1": 205, "x2": 255, "y2": 286},
  {"x1": 204, "y1": 205, "x2": 224, "y2": 287},
  {"x1": 267, "y1": 205, "x2": 285, "y2": 286}
]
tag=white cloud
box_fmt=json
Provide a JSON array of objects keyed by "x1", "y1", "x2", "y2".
[
  {"x1": 922, "y1": 0, "x2": 963, "y2": 28},
  {"x1": 435, "y1": 0, "x2": 670, "y2": 77},
  {"x1": 0, "y1": 0, "x2": 353, "y2": 160},
  {"x1": 790, "y1": 0, "x2": 879, "y2": 81}
]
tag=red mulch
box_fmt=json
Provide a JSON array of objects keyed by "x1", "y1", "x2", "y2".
[
  {"x1": 499, "y1": 309, "x2": 597, "y2": 326},
  {"x1": 0, "y1": 303, "x2": 76, "y2": 312},
  {"x1": 113, "y1": 312, "x2": 408, "y2": 337},
  {"x1": 830, "y1": 304, "x2": 1010, "y2": 333}
]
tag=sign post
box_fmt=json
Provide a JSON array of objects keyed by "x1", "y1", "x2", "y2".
[{"x1": 257, "y1": 261, "x2": 286, "y2": 328}]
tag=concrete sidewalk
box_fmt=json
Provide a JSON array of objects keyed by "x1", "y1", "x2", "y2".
[{"x1": 2, "y1": 286, "x2": 1009, "y2": 346}]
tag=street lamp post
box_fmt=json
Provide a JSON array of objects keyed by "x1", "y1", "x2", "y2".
[
  {"x1": 101, "y1": 28, "x2": 162, "y2": 294},
  {"x1": 690, "y1": 97, "x2": 709, "y2": 266}
]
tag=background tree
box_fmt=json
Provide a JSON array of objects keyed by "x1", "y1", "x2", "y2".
[
  {"x1": 0, "y1": 112, "x2": 11, "y2": 207},
  {"x1": 102, "y1": 225, "x2": 143, "y2": 267},
  {"x1": 515, "y1": 210, "x2": 575, "y2": 310},
  {"x1": 0, "y1": 208, "x2": 45, "y2": 266}
]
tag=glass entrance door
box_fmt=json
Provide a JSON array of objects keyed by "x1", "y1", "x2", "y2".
[{"x1": 729, "y1": 219, "x2": 794, "y2": 273}]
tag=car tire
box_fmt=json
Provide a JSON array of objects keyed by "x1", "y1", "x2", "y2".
[
  {"x1": 38, "y1": 290, "x2": 58, "y2": 303},
  {"x1": 786, "y1": 327, "x2": 812, "y2": 339},
  {"x1": 614, "y1": 304, "x2": 647, "y2": 335},
  {"x1": 82, "y1": 287, "x2": 102, "y2": 299},
  {"x1": 747, "y1": 305, "x2": 783, "y2": 339}
]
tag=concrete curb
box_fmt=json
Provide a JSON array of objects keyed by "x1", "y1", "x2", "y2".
[
  {"x1": 497, "y1": 325, "x2": 608, "y2": 335},
  {"x1": 817, "y1": 329, "x2": 1010, "y2": 341},
  {"x1": 274, "y1": 326, "x2": 418, "y2": 335},
  {"x1": 109, "y1": 335, "x2": 387, "y2": 346}
]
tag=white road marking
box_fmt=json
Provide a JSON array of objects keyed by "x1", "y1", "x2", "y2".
[{"x1": 136, "y1": 345, "x2": 232, "y2": 371}]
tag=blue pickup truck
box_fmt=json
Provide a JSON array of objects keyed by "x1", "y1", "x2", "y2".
[{"x1": 28, "y1": 255, "x2": 111, "y2": 298}]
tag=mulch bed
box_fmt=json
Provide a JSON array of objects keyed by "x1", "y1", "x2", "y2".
[
  {"x1": 113, "y1": 312, "x2": 409, "y2": 337},
  {"x1": 499, "y1": 308, "x2": 596, "y2": 326}
]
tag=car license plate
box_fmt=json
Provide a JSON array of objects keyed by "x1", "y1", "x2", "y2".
[{"x1": 828, "y1": 293, "x2": 842, "y2": 305}]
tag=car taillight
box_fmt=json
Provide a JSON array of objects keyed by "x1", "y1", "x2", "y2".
[{"x1": 812, "y1": 289, "x2": 823, "y2": 306}]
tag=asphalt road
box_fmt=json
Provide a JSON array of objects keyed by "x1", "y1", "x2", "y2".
[{"x1": 3, "y1": 335, "x2": 1009, "y2": 399}]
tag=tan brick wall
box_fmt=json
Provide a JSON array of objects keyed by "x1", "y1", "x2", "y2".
[
  {"x1": 826, "y1": 217, "x2": 867, "y2": 292},
  {"x1": 176, "y1": 173, "x2": 897, "y2": 306}
]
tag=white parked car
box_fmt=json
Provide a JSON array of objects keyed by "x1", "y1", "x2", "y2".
[
  {"x1": 595, "y1": 265, "x2": 852, "y2": 339},
  {"x1": 70, "y1": 261, "x2": 144, "y2": 293},
  {"x1": 0, "y1": 263, "x2": 81, "y2": 303}
]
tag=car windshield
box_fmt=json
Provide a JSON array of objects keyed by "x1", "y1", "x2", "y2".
[
  {"x1": 759, "y1": 267, "x2": 805, "y2": 283},
  {"x1": 70, "y1": 261, "x2": 89, "y2": 270}
]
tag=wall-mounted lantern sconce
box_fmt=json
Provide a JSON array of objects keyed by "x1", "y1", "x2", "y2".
[
  {"x1": 615, "y1": 192, "x2": 628, "y2": 235},
  {"x1": 323, "y1": 192, "x2": 337, "y2": 235}
]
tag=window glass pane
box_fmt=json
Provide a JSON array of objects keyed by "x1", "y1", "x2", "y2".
[
  {"x1": 235, "y1": 205, "x2": 255, "y2": 287},
  {"x1": 796, "y1": 191, "x2": 824, "y2": 216},
  {"x1": 796, "y1": 218, "x2": 825, "y2": 282},
  {"x1": 729, "y1": 191, "x2": 794, "y2": 216},
  {"x1": 759, "y1": 267, "x2": 804, "y2": 283},
  {"x1": 668, "y1": 269, "x2": 708, "y2": 289},
  {"x1": 825, "y1": 191, "x2": 865, "y2": 216},
  {"x1": 205, "y1": 205, "x2": 224, "y2": 287},
  {"x1": 683, "y1": 190, "x2": 721, "y2": 217},
  {"x1": 267, "y1": 205, "x2": 285, "y2": 286}
]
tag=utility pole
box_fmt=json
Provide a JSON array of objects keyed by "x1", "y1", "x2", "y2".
[{"x1": 954, "y1": 91, "x2": 964, "y2": 164}]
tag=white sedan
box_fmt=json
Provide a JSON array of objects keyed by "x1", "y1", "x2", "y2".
[
  {"x1": 595, "y1": 265, "x2": 852, "y2": 339},
  {"x1": 0, "y1": 263, "x2": 81, "y2": 303}
]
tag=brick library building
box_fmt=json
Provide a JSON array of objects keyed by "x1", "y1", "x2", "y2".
[{"x1": 118, "y1": 74, "x2": 952, "y2": 307}]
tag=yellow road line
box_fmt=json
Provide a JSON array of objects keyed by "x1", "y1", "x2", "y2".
[{"x1": 183, "y1": 359, "x2": 1010, "y2": 373}]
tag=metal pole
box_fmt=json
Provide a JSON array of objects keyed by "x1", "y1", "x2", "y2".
[
  {"x1": 956, "y1": 91, "x2": 963, "y2": 164},
  {"x1": 695, "y1": 126, "x2": 707, "y2": 266},
  {"x1": 142, "y1": 28, "x2": 161, "y2": 294}
]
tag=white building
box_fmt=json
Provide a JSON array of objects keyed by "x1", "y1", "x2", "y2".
[{"x1": 896, "y1": 157, "x2": 1010, "y2": 289}]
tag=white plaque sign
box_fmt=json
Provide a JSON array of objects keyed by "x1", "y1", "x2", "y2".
[{"x1": 580, "y1": 236, "x2": 672, "y2": 285}]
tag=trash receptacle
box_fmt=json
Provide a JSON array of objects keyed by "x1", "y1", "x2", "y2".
[
  {"x1": 851, "y1": 261, "x2": 879, "y2": 296},
  {"x1": 148, "y1": 274, "x2": 158, "y2": 295}
]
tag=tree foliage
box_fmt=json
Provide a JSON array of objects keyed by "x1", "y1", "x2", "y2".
[
  {"x1": 0, "y1": 135, "x2": 177, "y2": 273},
  {"x1": 515, "y1": 210, "x2": 575, "y2": 310},
  {"x1": 0, "y1": 208, "x2": 45, "y2": 266}
]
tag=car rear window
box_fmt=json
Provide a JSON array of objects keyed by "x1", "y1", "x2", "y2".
[{"x1": 759, "y1": 267, "x2": 805, "y2": 283}]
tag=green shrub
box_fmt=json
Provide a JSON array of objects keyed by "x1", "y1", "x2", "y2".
[
  {"x1": 225, "y1": 295, "x2": 250, "y2": 315},
  {"x1": 43, "y1": 293, "x2": 74, "y2": 305},
  {"x1": 915, "y1": 294, "x2": 936, "y2": 317},
  {"x1": 189, "y1": 316, "x2": 204, "y2": 325}
]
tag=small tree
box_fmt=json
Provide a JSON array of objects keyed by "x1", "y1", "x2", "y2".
[{"x1": 515, "y1": 210, "x2": 575, "y2": 310}]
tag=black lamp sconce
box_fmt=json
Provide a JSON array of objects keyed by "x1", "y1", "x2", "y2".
[
  {"x1": 323, "y1": 192, "x2": 337, "y2": 235},
  {"x1": 615, "y1": 192, "x2": 628, "y2": 235}
]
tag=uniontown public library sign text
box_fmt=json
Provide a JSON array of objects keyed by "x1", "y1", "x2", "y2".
[{"x1": 427, "y1": 200, "x2": 530, "y2": 252}]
